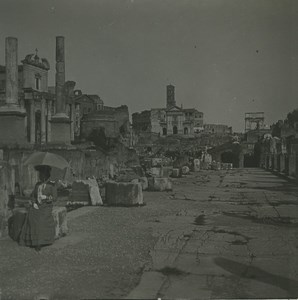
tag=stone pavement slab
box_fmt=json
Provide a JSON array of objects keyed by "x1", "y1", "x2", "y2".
[{"x1": 129, "y1": 168, "x2": 298, "y2": 299}]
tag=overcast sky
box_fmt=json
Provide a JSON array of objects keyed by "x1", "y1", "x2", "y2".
[{"x1": 0, "y1": 0, "x2": 297, "y2": 132}]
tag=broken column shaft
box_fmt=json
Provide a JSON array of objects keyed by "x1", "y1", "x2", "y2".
[
  {"x1": 5, "y1": 37, "x2": 18, "y2": 106},
  {"x1": 55, "y1": 36, "x2": 66, "y2": 114},
  {"x1": 50, "y1": 36, "x2": 71, "y2": 144},
  {"x1": 0, "y1": 37, "x2": 27, "y2": 145}
]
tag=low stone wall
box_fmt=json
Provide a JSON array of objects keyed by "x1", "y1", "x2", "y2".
[{"x1": 2, "y1": 144, "x2": 139, "y2": 194}]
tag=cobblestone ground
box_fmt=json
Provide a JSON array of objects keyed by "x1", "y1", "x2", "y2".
[{"x1": 1, "y1": 168, "x2": 298, "y2": 299}]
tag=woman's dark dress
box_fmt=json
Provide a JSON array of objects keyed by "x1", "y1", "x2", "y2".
[{"x1": 18, "y1": 181, "x2": 57, "y2": 247}]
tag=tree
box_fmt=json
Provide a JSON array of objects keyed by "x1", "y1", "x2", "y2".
[
  {"x1": 87, "y1": 128, "x2": 108, "y2": 151},
  {"x1": 286, "y1": 109, "x2": 298, "y2": 128}
]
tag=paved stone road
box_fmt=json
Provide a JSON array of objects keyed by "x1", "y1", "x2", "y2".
[
  {"x1": 1, "y1": 168, "x2": 298, "y2": 299},
  {"x1": 128, "y1": 168, "x2": 298, "y2": 299}
]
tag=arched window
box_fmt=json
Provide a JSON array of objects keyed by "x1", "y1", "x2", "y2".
[
  {"x1": 173, "y1": 126, "x2": 178, "y2": 134},
  {"x1": 184, "y1": 127, "x2": 188, "y2": 135},
  {"x1": 163, "y1": 128, "x2": 167, "y2": 136}
]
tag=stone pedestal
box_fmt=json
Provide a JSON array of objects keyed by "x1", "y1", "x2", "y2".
[
  {"x1": 161, "y1": 166, "x2": 173, "y2": 177},
  {"x1": 0, "y1": 160, "x2": 15, "y2": 238},
  {"x1": 171, "y1": 168, "x2": 180, "y2": 178},
  {"x1": 106, "y1": 181, "x2": 143, "y2": 206},
  {"x1": 50, "y1": 113, "x2": 71, "y2": 144},
  {"x1": 0, "y1": 108, "x2": 27, "y2": 144},
  {"x1": 148, "y1": 177, "x2": 172, "y2": 191}
]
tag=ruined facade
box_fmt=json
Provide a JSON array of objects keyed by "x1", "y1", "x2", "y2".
[
  {"x1": 80, "y1": 105, "x2": 130, "y2": 140},
  {"x1": 132, "y1": 84, "x2": 204, "y2": 137},
  {"x1": 0, "y1": 51, "x2": 56, "y2": 144},
  {"x1": 203, "y1": 124, "x2": 232, "y2": 135},
  {"x1": 0, "y1": 37, "x2": 75, "y2": 145}
]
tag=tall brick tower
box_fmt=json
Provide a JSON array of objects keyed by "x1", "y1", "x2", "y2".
[{"x1": 166, "y1": 84, "x2": 176, "y2": 109}]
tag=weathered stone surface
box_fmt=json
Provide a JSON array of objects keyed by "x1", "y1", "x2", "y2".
[
  {"x1": 171, "y1": 168, "x2": 180, "y2": 178},
  {"x1": 211, "y1": 161, "x2": 221, "y2": 170},
  {"x1": 105, "y1": 181, "x2": 143, "y2": 206},
  {"x1": 71, "y1": 179, "x2": 103, "y2": 206},
  {"x1": 148, "y1": 177, "x2": 172, "y2": 191},
  {"x1": 0, "y1": 161, "x2": 14, "y2": 238},
  {"x1": 181, "y1": 166, "x2": 190, "y2": 175},
  {"x1": 150, "y1": 167, "x2": 163, "y2": 177},
  {"x1": 162, "y1": 166, "x2": 173, "y2": 177},
  {"x1": 52, "y1": 206, "x2": 68, "y2": 239},
  {"x1": 193, "y1": 159, "x2": 200, "y2": 172},
  {"x1": 152, "y1": 157, "x2": 163, "y2": 167}
]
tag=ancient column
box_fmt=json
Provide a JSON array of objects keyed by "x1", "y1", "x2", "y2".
[
  {"x1": 40, "y1": 98, "x2": 46, "y2": 144},
  {"x1": 47, "y1": 100, "x2": 52, "y2": 142},
  {"x1": 50, "y1": 36, "x2": 71, "y2": 144},
  {"x1": 70, "y1": 103, "x2": 75, "y2": 142},
  {"x1": 29, "y1": 100, "x2": 35, "y2": 143},
  {"x1": 56, "y1": 36, "x2": 66, "y2": 115},
  {"x1": 5, "y1": 37, "x2": 18, "y2": 106},
  {"x1": 0, "y1": 37, "x2": 27, "y2": 144}
]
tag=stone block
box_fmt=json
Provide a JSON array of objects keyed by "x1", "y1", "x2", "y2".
[
  {"x1": 0, "y1": 161, "x2": 14, "y2": 238},
  {"x1": 171, "y1": 168, "x2": 180, "y2": 178},
  {"x1": 181, "y1": 166, "x2": 190, "y2": 175},
  {"x1": 150, "y1": 167, "x2": 163, "y2": 177},
  {"x1": 148, "y1": 177, "x2": 172, "y2": 191},
  {"x1": 50, "y1": 116, "x2": 71, "y2": 144},
  {"x1": 52, "y1": 206, "x2": 68, "y2": 239},
  {"x1": 105, "y1": 181, "x2": 143, "y2": 206},
  {"x1": 193, "y1": 159, "x2": 200, "y2": 172},
  {"x1": 71, "y1": 179, "x2": 103, "y2": 206},
  {"x1": 162, "y1": 166, "x2": 173, "y2": 177},
  {"x1": 152, "y1": 157, "x2": 163, "y2": 167}
]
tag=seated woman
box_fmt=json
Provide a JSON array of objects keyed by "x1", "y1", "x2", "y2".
[{"x1": 18, "y1": 165, "x2": 57, "y2": 251}]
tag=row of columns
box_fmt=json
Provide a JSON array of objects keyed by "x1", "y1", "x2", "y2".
[{"x1": 0, "y1": 36, "x2": 73, "y2": 145}]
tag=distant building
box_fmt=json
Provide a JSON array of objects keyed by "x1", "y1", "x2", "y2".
[
  {"x1": 79, "y1": 103, "x2": 130, "y2": 141},
  {"x1": 203, "y1": 124, "x2": 232, "y2": 135},
  {"x1": 132, "y1": 84, "x2": 204, "y2": 136}
]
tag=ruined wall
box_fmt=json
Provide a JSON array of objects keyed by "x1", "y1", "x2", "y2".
[
  {"x1": 22, "y1": 64, "x2": 48, "y2": 92},
  {"x1": 2, "y1": 143, "x2": 139, "y2": 193},
  {"x1": 0, "y1": 160, "x2": 15, "y2": 238},
  {"x1": 80, "y1": 113, "x2": 119, "y2": 139}
]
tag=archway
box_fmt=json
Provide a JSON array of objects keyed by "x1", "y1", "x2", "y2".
[
  {"x1": 184, "y1": 127, "x2": 188, "y2": 135},
  {"x1": 173, "y1": 126, "x2": 178, "y2": 135},
  {"x1": 163, "y1": 128, "x2": 167, "y2": 136}
]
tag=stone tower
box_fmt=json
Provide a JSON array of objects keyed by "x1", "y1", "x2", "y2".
[{"x1": 166, "y1": 84, "x2": 176, "y2": 108}]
